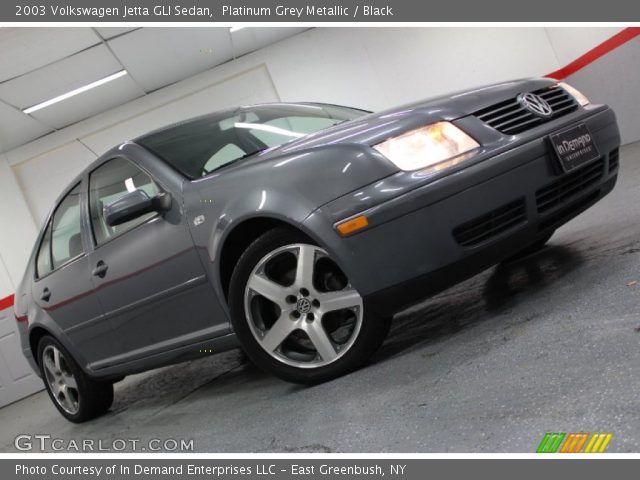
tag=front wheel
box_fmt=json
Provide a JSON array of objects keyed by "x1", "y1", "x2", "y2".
[
  {"x1": 229, "y1": 228, "x2": 390, "y2": 384},
  {"x1": 37, "y1": 335, "x2": 113, "y2": 423}
]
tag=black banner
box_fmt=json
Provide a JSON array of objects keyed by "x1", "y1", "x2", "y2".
[
  {"x1": 3, "y1": 459, "x2": 640, "y2": 480},
  {"x1": 3, "y1": 0, "x2": 640, "y2": 22}
]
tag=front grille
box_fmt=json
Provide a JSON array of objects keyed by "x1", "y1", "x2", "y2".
[
  {"x1": 453, "y1": 198, "x2": 526, "y2": 247},
  {"x1": 609, "y1": 148, "x2": 619, "y2": 173},
  {"x1": 535, "y1": 158, "x2": 605, "y2": 214},
  {"x1": 475, "y1": 86, "x2": 578, "y2": 135}
]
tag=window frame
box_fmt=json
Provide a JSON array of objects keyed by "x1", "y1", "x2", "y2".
[
  {"x1": 34, "y1": 182, "x2": 85, "y2": 281},
  {"x1": 87, "y1": 156, "x2": 164, "y2": 250},
  {"x1": 34, "y1": 219, "x2": 53, "y2": 280}
]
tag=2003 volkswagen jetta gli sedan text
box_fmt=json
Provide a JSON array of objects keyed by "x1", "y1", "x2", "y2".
[{"x1": 15, "y1": 78, "x2": 620, "y2": 422}]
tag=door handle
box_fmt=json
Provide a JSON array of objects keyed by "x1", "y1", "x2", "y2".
[
  {"x1": 92, "y1": 261, "x2": 109, "y2": 278},
  {"x1": 41, "y1": 288, "x2": 51, "y2": 302}
]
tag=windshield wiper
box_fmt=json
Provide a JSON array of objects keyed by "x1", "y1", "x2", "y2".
[
  {"x1": 203, "y1": 148, "x2": 269, "y2": 175},
  {"x1": 236, "y1": 148, "x2": 269, "y2": 161}
]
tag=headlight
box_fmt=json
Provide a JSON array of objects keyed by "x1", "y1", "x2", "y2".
[
  {"x1": 558, "y1": 82, "x2": 590, "y2": 106},
  {"x1": 374, "y1": 122, "x2": 479, "y2": 172}
]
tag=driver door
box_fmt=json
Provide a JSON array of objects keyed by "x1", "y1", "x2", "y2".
[{"x1": 86, "y1": 157, "x2": 225, "y2": 370}]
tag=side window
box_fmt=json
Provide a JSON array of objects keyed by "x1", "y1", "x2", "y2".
[
  {"x1": 50, "y1": 184, "x2": 84, "y2": 270},
  {"x1": 36, "y1": 221, "x2": 53, "y2": 278},
  {"x1": 89, "y1": 157, "x2": 159, "y2": 246}
]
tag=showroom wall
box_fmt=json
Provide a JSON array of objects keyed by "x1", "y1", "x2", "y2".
[
  {"x1": 561, "y1": 33, "x2": 640, "y2": 144},
  {"x1": 0, "y1": 26, "x2": 635, "y2": 302},
  {"x1": 0, "y1": 159, "x2": 38, "y2": 297}
]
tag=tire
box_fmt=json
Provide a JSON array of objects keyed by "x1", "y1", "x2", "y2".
[
  {"x1": 229, "y1": 227, "x2": 390, "y2": 384},
  {"x1": 37, "y1": 335, "x2": 113, "y2": 423},
  {"x1": 503, "y1": 230, "x2": 555, "y2": 263}
]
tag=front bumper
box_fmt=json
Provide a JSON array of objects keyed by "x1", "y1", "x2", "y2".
[{"x1": 305, "y1": 107, "x2": 620, "y2": 315}]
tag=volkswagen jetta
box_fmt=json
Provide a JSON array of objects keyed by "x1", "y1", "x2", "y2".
[{"x1": 15, "y1": 78, "x2": 620, "y2": 422}]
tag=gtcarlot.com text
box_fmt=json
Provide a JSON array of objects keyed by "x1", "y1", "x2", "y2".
[{"x1": 14, "y1": 434, "x2": 194, "y2": 452}]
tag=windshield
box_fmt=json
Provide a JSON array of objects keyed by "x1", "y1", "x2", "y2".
[{"x1": 137, "y1": 104, "x2": 367, "y2": 179}]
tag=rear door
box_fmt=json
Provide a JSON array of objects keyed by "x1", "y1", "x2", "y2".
[
  {"x1": 86, "y1": 157, "x2": 224, "y2": 369},
  {"x1": 32, "y1": 183, "x2": 117, "y2": 366}
]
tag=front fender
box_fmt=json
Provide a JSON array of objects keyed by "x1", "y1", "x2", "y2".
[
  {"x1": 204, "y1": 189, "x2": 332, "y2": 316},
  {"x1": 183, "y1": 143, "x2": 398, "y2": 316},
  {"x1": 211, "y1": 188, "x2": 322, "y2": 263}
]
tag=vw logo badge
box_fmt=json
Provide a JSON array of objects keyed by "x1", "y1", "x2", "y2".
[
  {"x1": 518, "y1": 92, "x2": 553, "y2": 118},
  {"x1": 296, "y1": 298, "x2": 312, "y2": 314}
]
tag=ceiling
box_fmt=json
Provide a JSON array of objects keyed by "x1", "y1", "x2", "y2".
[{"x1": 0, "y1": 27, "x2": 307, "y2": 154}]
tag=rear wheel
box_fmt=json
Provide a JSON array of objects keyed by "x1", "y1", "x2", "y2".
[
  {"x1": 229, "y1": 228, "x2": 390, "y2": 384},
  {"x1": 38, "y1": 335, "x2": 113, "y2": 423}
]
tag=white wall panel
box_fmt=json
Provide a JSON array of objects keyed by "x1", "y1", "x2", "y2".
[
  {"x1": 564, "y1": 37, "x2": 640, "y2": 145},
  {"x1": 0, "y1": 304, "x2": 45, "y2": 408},
  {"x1": 362, "y1": 28, "x2": 558, "y2": 108},
  {"x1": 260, "y1": 28, "x2": 388, "y2": 110},
  {"x1": 0, "y1": 256, "x2": 14, "y2": 300},
  {"x1": 545, "y1": 27, "x2": 624, "y2": 66},
  {"x1": 13, "y1": 142, "x2": 97, "y2": 224},
  {"x1": 0, "y1": 156, "x2": 37, "y2": 286},
  {"x1": 0, "y1": 159, "x2": 43, "y2": 407},
  {"x1": 261, "y1": 28, "x2": 560, "y2": 112},
  {"x1": 0, "y1": 101, "x2": 52, "y2": 153}
]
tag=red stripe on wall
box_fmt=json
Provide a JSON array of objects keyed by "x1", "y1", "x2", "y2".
[
  {"x1": 546, "y1": 27, "x2": 640, "y2": 80},
  {"x1": 0, "y1": 294, "x2": 14, "y2": 311},
  {"x1": 0, "y1": 294, "x2": 27, "y2": 322}
]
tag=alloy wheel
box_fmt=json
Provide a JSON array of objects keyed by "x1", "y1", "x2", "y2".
[
  {"x1": 244, "y1": 243, "x2": 363, "y2": 368},
  {"x1": 42, "y1": 345, "x2": 80, "y2": 415}
]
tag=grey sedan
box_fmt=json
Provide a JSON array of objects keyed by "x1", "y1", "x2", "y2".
[{"x1": 14, "y1": 78, "x2": 620, "y2": 422}]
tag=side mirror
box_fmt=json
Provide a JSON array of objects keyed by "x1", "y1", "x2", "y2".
[{"x1": 104, "y1": 190, "x2": 171, "y2": 227}]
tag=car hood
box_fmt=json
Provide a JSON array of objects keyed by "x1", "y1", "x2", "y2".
[{"x1": 250, "y1": 77, "x2": 556, "y2": 162}]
